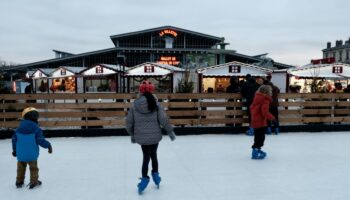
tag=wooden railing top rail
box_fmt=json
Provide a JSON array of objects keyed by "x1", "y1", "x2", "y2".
[{"x1": 2, "y1": 93, "x2": 350, "y2": 100}]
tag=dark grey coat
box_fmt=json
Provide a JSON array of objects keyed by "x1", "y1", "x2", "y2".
[{"x1": 126, "y1": 95, "x2": 174, "y2": 145}]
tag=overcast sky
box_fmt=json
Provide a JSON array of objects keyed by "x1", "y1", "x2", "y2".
[{"x1": 1, "y1": 0, "x2": 349, "y2": 66}]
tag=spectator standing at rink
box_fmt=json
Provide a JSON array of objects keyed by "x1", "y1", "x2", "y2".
[
  {"x1": 264, "y1": 75, "x2": 280, "y2": 135},
  {"x1": 241, "y1": 74, "x2": 259, "y2": 135}
]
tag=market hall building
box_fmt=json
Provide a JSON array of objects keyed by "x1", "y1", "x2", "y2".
[{"x1": 5, "y1": 26, "x2": 293, "y2": 92}]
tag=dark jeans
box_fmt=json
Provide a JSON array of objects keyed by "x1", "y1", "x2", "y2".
[
  {"x1": 141, "y1": 143, "x2": 159, "y2": 178},
  {"x1": 252, "y1": 127, "x2": 266, "y2": 149}
]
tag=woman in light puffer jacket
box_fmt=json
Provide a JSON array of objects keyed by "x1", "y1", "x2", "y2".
[{"x1": 126, "y1": 80, "x2": 175, "y2": 194}]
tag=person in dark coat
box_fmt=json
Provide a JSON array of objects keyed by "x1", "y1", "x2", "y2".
[
  {"x1": 250, "y1": 85, "x2": 275, "y2": 159},
  {"x1": 12, "y1": 107, "x2": 52, "y2": 189},
  {"x1": 241, "y1": 74, "x2": 259, "y2": 135},
  {"x1": 344, "y1": 84, "x2": 350, "y2": 93},
  {"x1": 126, "y1": 80, "x2": 176, "y2": 194}
]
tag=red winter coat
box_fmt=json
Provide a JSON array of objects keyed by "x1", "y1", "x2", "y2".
[{"x1": 250, "y1": 92, "x2": 275, "y2": 128}]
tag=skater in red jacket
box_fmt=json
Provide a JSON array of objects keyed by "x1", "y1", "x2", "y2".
[{"x1": 250, "y1": 85, "x2": 275, "y2": 159}]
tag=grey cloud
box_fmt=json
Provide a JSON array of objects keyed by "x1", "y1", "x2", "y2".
[{"x1": 1, "y1": 0, "x2": 350, "y2": 66}]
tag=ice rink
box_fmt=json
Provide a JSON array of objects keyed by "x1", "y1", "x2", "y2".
[{"x1": 1, "y1": 132, "x2": 349, "y2": 200}]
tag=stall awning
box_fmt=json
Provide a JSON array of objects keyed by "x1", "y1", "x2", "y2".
[
  {"x1": 288, "y1": 70, "x2": 343, "y2": 79},
  {"x1": 201, "y1": 73, "x2": 269, "y2": 77},
  {"x1": 125, "y1": 62, "x2": 184, "y2": 76},
  {"x1": 287, "y1": 63, "x2": 350, "y2": 79},
  {"x1": 197, "y1": 61, "x2": 272, "y2": 76}
]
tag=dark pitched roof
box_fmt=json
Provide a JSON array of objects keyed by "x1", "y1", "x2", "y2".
[
  {"x1": 4, "y1": 48, "x2": 116, "y2": 71},
  {"x1": 110, "y1": 25, "x2": 224, "y2": 42}
]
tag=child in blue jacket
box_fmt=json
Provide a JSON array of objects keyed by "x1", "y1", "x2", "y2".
[{"x1": 12, "y1": 107, "x2": 52, "y2": 189}]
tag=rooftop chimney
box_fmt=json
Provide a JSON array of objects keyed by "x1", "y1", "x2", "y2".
[
  {"x1": 327, "y1": 42, "x2": 331, "y2": 49},
  {"x1": 335, "y1": 40, "x2": 343, "y2": 47}
]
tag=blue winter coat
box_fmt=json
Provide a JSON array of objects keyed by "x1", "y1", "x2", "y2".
[{"x1": 12, "y1": 120, "x2": 51, "y2": 162}]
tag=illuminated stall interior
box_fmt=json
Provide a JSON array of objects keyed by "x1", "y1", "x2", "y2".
[
  {"x1": 50, "y1": 67, "x2": 85, "y2": 93},
  {"x1": 32, "y1": 68, "x2": 55, "y2": 93},
  {"x1": 126, "y1": 62, "x2": 184, "y2": 93},
  {"x1": 198, "y1": 61, "x2": 272, "y2": 93},
  {"x1": 128, "y1": 76, "x2": 171, "y2": 93},
  {"x1": 202, "y1": 77, "x2": 230, "y2": 93},
  {"x1": 51, "y1": 76, "x2": 76, "y2": 92},
  {"x1": 288, "y1": 63, "x2": 350, "y2": 93},
  {"x1": 84, "y1": 76, "x2": 116, "y2": 92},
  {"x1": 81, "y1": 64, "x2": 126, "y2": 93}
]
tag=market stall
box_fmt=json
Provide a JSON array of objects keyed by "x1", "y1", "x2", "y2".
[
  {"x1": 125, "y1": 62, "x2": 185, "y2": 93},
  {"x1": 80, "y1": 64, "x2": 127, "y2": 93},
  {"x1": 49, "y1": 66, "x2": 86, "y2": 93},
  {"x1": 287, "y1": 63, "x2": 350, "y2": 93},
  {"x1": 31, "y1": 68, "x2": 56, "y2": 93},
  {"x1": 197, "y1": 61, "x2": 272, "y2": 93}
]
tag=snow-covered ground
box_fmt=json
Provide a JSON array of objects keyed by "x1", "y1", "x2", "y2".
[{"x1": 1, "y1": 132, "x2": 349, "y2": 200}]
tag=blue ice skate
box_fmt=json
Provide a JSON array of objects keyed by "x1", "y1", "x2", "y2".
[
  {"x1": 275, "y1": 127, "x2": 279, "y2": 135},
  {"x1": 251, "y1": 148, "x2": 266, "y2": 159},
  {"x1": 246, "y1": 127, "x2": 254, "y2": 136},
  {"x1": 258, "y1": 149, "x2": 267, "y2": 158},
  {"x1": 266, "y1": 127, "x2": 272, "y2": 135},
  {"x1": 151, "y1": 172, "x2": 161, "y2": 188},
  {"x1": 137, "y1": 177, "x2": 150, "y2": 194}
]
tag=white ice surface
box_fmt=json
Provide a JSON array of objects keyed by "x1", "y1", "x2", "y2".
[{"x1": 1, "y1": 132, "x2": 350, "y2": 200}]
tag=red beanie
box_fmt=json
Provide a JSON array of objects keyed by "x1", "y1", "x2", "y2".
[{"x1": 139, "y1": 80, "x2": 155, "y2": 93}]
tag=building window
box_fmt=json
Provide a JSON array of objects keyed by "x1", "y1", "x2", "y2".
[
  {"x1": 60, "y1": 69, "x2": 66, "y2": 76},
  {"x1": 164, "y1": 37, "x2": 174, "y2": 49},
  {"x1": 339, "y1": 51, "x2": 343, "y2": 61},
  {"x1": 39, "y1": 72, "x2": 42, "y2": 77},
  {"x1": 144, "y1": 65, "x2": 154, "y2": 73},
  {"x1": 96, "y1": 66, "x2": 103, "y2": 74},
  {"x1": 332, "y1": 66, "x2": 343, "y2": 73},
  {"x1": 333, "y1": 52, "x2": 336, "y2": 59},
  {"x1": 347, "y1": 50, "x2": 349, "y2": 60},
  {"x1": 229, "y1": 65, "x2": 241, "y2": 73}
]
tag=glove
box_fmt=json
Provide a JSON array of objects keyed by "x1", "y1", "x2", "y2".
[
  {"x1": 169, "y1": 131, "x2": 176, "y2": 141},
  {"x1": 48, "y1": 146, "x2": 53, "y2": 154},
  {"x1": 131, "y1": 137, "x2": 136, "y2": 143},
  {"x1": 12, "y1": 151, "x2": 16, "y2": 157}
]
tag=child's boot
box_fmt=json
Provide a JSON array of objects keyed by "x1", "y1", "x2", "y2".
[
  {"x1": 28, "y1": 180, "x2": 42, "y2": 189},
  {"x1": 15, "y1": 181, "x2": 24, "y2": 188},
  {"x1": 137, "y1": 177, "x2": 150, "y2": 194},
  {"x1": 151, "y1": 172, "x2": 161, "y2": 188}
]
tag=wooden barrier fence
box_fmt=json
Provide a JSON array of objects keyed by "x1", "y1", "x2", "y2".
[{"x1": 1, "y1": 93, "x2": 350, "y2": 129}]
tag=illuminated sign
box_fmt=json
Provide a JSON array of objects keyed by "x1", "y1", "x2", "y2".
[
  {"x1": 157, "y1": 56, "x2": 180, "y2": 65},
  {"x1": 159, "y1": 29, "x2": 178, "y2": 37}
]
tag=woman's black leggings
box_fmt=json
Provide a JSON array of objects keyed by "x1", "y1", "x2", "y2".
[{"x1": 141, "y1": 143, "x2": 159, "y2": 178}]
